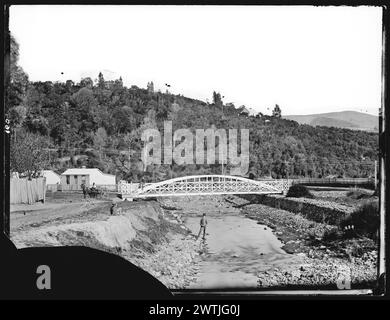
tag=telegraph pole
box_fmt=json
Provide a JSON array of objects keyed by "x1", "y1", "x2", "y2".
[
  {"x1": 374, "y1": 160, "x2": 377, "y2": 188},
  {"x1": 143, "y1": 142, "x2": 147, "y2": 172},
  {"x1": 221, "y1": 146, "x2": 225, "y2": 175},
  {"x1": 128, "y1": 144, "x2": 131, "y2": 169},
  {"x1": 221, "y1": 148, "x2": 224, "y2": 175},
  {"x1": 286, "y1": 161, "x2": 289, "y2": 180}
]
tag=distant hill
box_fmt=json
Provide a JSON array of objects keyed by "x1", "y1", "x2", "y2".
[{"x1": 283, "y1": 111, "x2": 378, "y2": 132}]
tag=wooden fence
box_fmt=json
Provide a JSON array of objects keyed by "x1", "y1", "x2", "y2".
[
  {"x1": 46, "y1": 184, "x2": 59, "y2": 192},
  {"x1": 10, "y1": 177, "x2": 46, "y2": 204},
  {"x1": 57, "y1": 184, "x2": 117, "y2": 192},
  {"x1": 97, "y1": 184, "x2": 118, "y2": 192}
]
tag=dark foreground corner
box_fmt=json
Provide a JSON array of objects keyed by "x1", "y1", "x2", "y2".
[{"x1": 0, "y1": 233, "x2": 172, "y2": 300}]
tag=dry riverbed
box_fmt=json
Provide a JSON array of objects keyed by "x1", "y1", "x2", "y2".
[
  {"x1": 159, "y1": 196, "x2": 301, "y2": 289},
  {"x1": 161, "y1": 195, "x2": 377, "y2": 290}
]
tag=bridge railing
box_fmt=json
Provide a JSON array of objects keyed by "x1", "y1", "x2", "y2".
[{"x1": 118, "y1": 176, "x2": 292, "y2": 198}]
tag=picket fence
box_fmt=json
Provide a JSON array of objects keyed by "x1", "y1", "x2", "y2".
[{"x1": 10, "y1": 177, "x2": 46, "y2": 204}]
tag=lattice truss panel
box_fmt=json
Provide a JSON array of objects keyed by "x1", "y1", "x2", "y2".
[{"x1": 118, "y1": 175, "x2": 290, "y2": 198}]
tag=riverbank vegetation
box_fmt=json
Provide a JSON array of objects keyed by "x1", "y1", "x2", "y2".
[
  {"x1": 340, "y1": 201, "x2": 380, "y2": 241},
  {"x1": 286, "y1": 184, "x2": 314, "y2": 198}
]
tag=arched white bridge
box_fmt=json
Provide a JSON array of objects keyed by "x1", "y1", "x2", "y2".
[{"x1": 118, "y1": 175, "x2": 291, "y2": 200}]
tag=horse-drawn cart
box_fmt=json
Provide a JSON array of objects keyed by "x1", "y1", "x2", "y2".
[
  {"x1": 87, "y1": 188, "x2": 105, "y2": 198},
  {"x1": 81, "y1": 184, "x2": 105, "y2": 199}
]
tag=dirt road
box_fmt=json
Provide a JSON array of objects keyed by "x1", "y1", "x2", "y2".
[{"x1": 10, "y1": 198, "x2": 112, "y2": 234}]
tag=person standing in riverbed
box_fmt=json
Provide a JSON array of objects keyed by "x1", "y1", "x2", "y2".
[
  {"x1": 197, "y1": 213, "x2": 208, "y2": 240},
  {"x1": 81, "y1": 182, "x2": 87, "y2": 199},
  {"x1": 110, "y1": 201, "x2": 116, "y2": 215}
]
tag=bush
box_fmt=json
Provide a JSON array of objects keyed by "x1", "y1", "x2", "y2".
[
  {"x1": 346, "y1": 189, "x2": 371, "y2": 200},
  {"x1": 286, "y1": 184, "x2": 314, "y2": 198},
  {"x1": 322, "y1": 228, "x2": 341, "y2": 241},
  {"x1": 349, "y1": 241, "x2": 365, "y2": 257},
  {"x1": 340, "y1": 200, "x2": 379, "y2": 240}
]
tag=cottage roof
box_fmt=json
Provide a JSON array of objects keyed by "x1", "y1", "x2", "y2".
[
  {"x1": 239, "y1": 106, "x2": 250, "y2": 114},
  {"x1": 42, "y1": 170, "x2": 60, "y2": 177},
  {"x1": 61, "y1": 168, "x2": 114, "y2": 177}
]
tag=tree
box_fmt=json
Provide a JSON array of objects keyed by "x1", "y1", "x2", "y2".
[
  {"x1": 212, "y1": 91, "x2": 222, "y2": 107},
  {"x1": 10, "y1": 130, "x2": 50, "y2": 178},
  {"x1": 79, "y1": 77, "x2": 94, "y2": 89},
  {"x1": 93, "y1": 127, "x2": 108, "y2": 160},
  {"x1": 98, "y1": 72, "x2": 105, "y2": 89},
  {"x1": 272, "y1": 104, "x2": 281, "y2": 118},
  {"x1": 121, "y1": 131, "x2": 139, "y2": 172},
  {"x1": 112, "y1": 105, "x2": 137, "y2": 134},
  {"x1": 6, "y1": 35, "x2": 29, "y2": 113},
  {"x1": 91, "y1": 104, "x2": 110, "y2": 133},
  {"x1": 8, "y1": 105, "x2": 27, "y2": 140},
  {"x1": 71, "y1": 87, "x2": 98, "y2": 133},
  {"x1": 112, "y1": 77, "x2": 124, "y2": 91}
]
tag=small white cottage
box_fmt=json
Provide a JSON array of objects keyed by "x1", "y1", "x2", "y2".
[
  {"x1": 42, "y1": 170, "x2": 61, "y2": 185},
  {"x1": 42, "y1": 170, "x2": 61, "y2": 191},
  {"x1": 60, "y1": 168, "x2": 116, "y2": 191}
]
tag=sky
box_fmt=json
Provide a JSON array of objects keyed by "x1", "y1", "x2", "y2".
[{"x1": 9, "y1": 5, "x2": 383, "y2": 116}]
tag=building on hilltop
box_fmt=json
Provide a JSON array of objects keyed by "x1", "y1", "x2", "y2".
[
  {"x1": 226, "y1": 102, "x2": 235, "y2": 108},
  {"x1": 272, "y1": 104, "x2": 282, "y2": 118},
  {"x1": 247, "y1": 107, "x2": 257, "y2": 117},
  {"x1": 238, "y1": 105, "x2": 250, "y2": 116}
]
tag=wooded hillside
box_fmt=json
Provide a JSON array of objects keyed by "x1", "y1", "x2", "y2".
[{"x1": 7, "y1": 36, "x2": 378, "y2": 182}]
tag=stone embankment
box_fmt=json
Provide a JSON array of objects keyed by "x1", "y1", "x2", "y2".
[{"x1": 240, "y1": 194, "x2": 355, "y2": 225}]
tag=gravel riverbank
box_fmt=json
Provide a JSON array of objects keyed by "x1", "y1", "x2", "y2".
[
  {"x1": 239, "y1": 199, "x2": 378, "y2": 289},
  {"x1": 124, "y1": 233, "x2": 200, "y2": 289}
]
